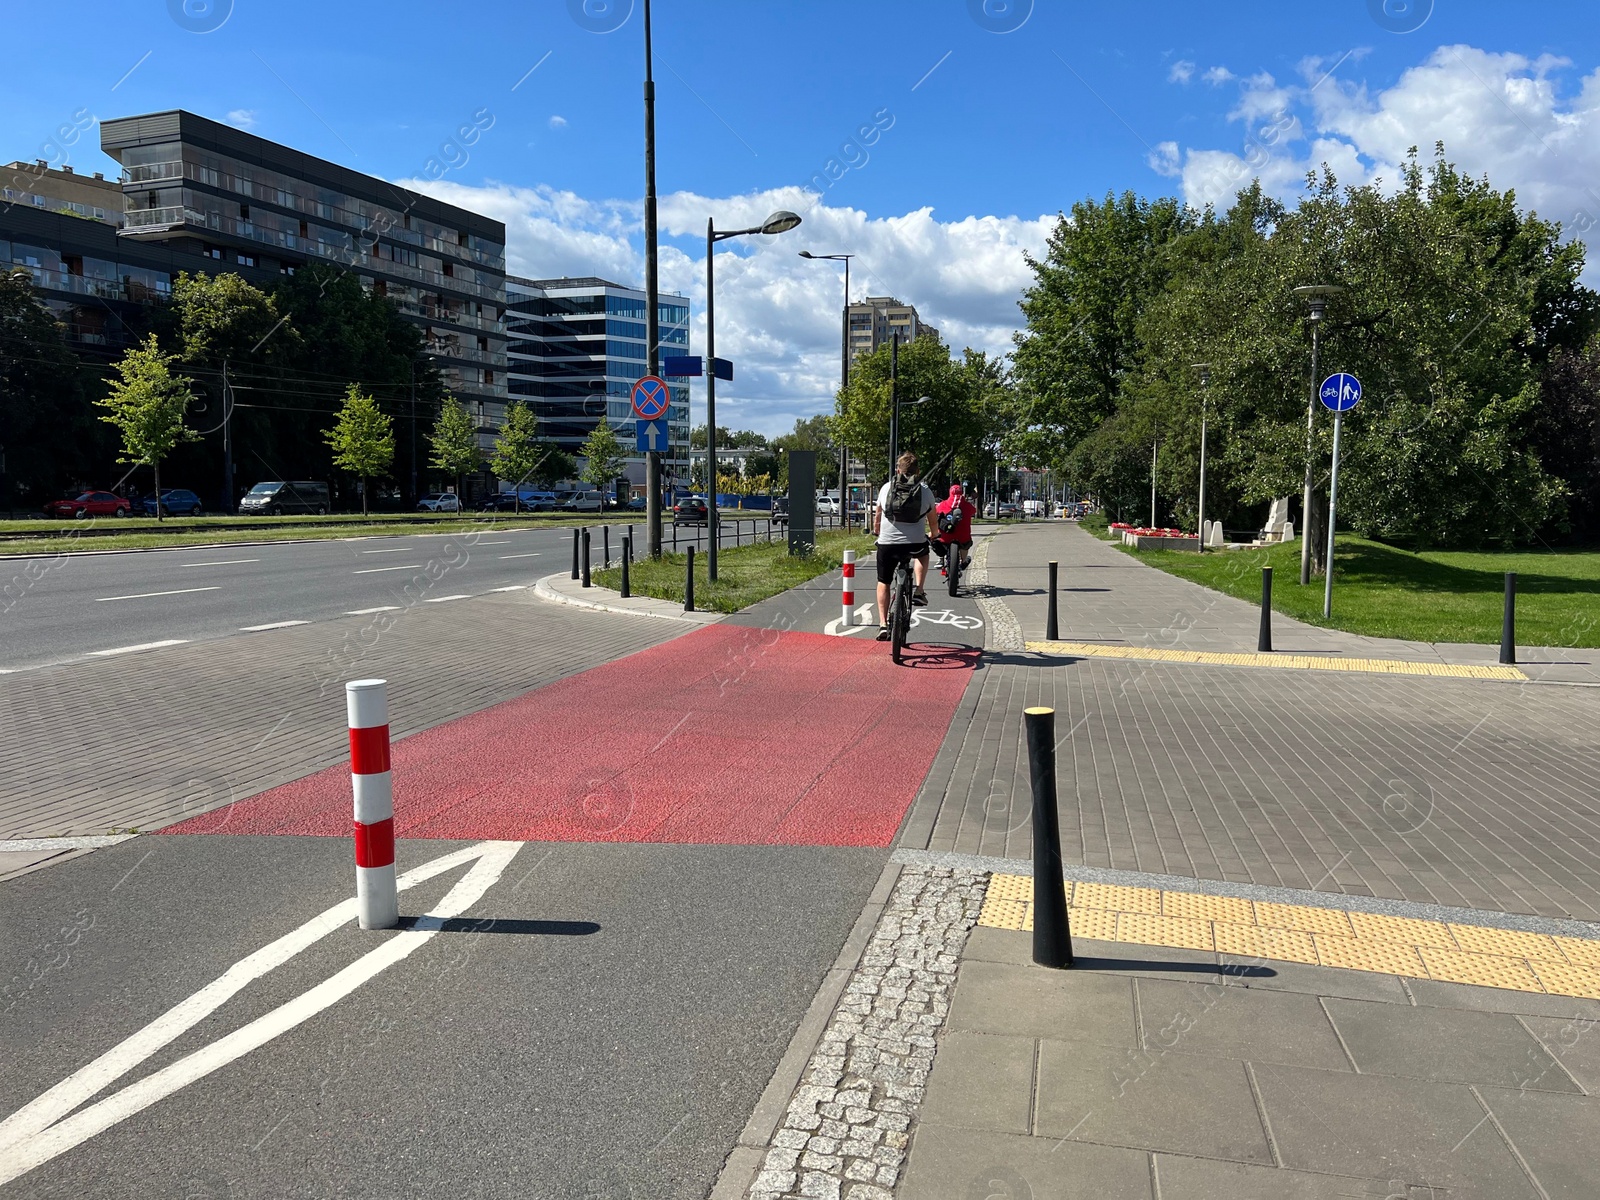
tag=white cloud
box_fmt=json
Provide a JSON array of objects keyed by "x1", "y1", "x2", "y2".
[
  {"x1": 1157, "y1": 44, "x2": 1600, "y2": 279},
  {"x1": 1203, "y1": 66, "x2": 1235, "y2": 85},
  {"x1": 1169, "y1": 60, "x2": 1195, "y2": 85},
  {"x1": 395, "y1": 178, "x2": 1052, "y2": 437},
  {"x1": 548, "y1": 115, "x2": 567, "y2": 130},
  {"x1": 225, "y1": 109, "x2": 257, "y2": 129}
]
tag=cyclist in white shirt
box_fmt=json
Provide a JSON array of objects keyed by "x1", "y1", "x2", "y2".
[{"x1": 873, "y1": 451, "x2": 939, "y2": 640}]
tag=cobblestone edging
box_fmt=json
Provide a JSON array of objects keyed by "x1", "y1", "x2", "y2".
[
  {"x1": 747, "y1": 866, "x2": 987, "y2": 1200},
  {"x1": 966, "y1": 536, "x2": 1023, "y2": 652}
]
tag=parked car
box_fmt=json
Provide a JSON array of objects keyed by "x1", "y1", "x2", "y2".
[
  {"x1": 772, "y1": 496, "x2": 789, "y2": 527},
  {"x1": 627, "y1": 495, "x2": 647, "y2": 511},
  {"x1": 140, "y1": 488, "x2": 204, "y2": 517},
  {"x1": 673, "y1": 496, "x2": 709, "y2": 526},
  {"x1": 480, "y1": 489, "x2": 558, "y2": 512},
  {"x1": 44, "y1": 490, "x2": 131, "y2": 519},
  {"x1": 416, "y1": 493, "x2": 462, "y2": 513},
  {"x1": 984, "y1": 501, "x2": 1019, "y2": 519},
  {"x1": 239, "y1": 480, "x2": 331, "y2": 515},
  {"x1": 816, "y1": 495, "x2": 840, "y2": 515},
  {"x1": 563, "y1": 491, "x2": 603, "y2": 512}
]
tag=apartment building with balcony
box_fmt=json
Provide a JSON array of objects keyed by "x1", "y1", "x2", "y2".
[
  {"x1": 505, "y1": 275, "x2": 691, "y2": 488},
  {"x1": 846, "y1": 295, "x2": 939, "y2": 362}
]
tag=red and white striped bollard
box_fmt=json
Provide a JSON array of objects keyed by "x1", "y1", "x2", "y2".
[
  {"x1": 346, "y1": 678, "x2": 398, "y2": 929},
  {"x1": 841, "y1": 549, "x2": 856, "y2": 627}
]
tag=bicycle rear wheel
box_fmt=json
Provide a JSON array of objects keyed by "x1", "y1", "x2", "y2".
[
  {"x1": 947, "y1": 547, "x2": 960, "y2": 596},
  {"x1": 890, "y1": 565, "x2": 910, "y2": 664}
]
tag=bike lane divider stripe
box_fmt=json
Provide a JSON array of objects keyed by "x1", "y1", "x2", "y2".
[
  {"x1": 94, "y1": 587, "x2": 221, "y2": 602},
  {"x1": 181, "y1": 559, "x2": 259, "y2": 568},
  {"x1": 0, "y1": 841, "x2": 521, "y2": 1186},
  {"x1": 88, "y1": 640, "x2": 188, "y2": 657},
  {"x1": 240, "y1": 620, "x2": 310, "y2": 632},
  {"x1": 352, "y1": 565, "x2": 422, "y2": 574}
]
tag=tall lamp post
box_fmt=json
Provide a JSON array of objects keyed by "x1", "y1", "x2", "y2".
[
  {"x1": 1293, "y1": 284, "x2": 1342, "y2": 585},
  {"x1": 1192, "y1": 363, "x2": 1211, "y2": 549},
  {"x1": 642, "y1": 0, "x2": 663, "y2": 557},
  {"x1": 706, "y1": 209, "x2": 802, "y2": 580},
  {"x1": 799, "y1": 250, "x2": 853, "y2": 528}
]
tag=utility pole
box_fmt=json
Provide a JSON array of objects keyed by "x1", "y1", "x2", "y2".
[
  {"x1": 1294, "y1": 284, "x2": 1341, "y2": 584},
  {"x1": 221, "y1": 357, "x2": 234, "y2": 513},
  {"x1": 642, "y1": 0, "x2": 663, "y2": 557}
]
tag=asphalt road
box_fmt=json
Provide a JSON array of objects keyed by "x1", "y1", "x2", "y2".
[
  {"x1": 0, "y1": 834, "x2": 886, "y2": 1198},
  {"x1": 0, "y1": 516, "x2": 800, "y2": 673}
]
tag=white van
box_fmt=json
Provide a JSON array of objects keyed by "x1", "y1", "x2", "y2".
[{"x1": 1022, "y1": 499, "x2": 1045, "y2": 517}]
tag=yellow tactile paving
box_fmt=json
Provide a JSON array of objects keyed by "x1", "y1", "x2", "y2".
[
  {"x1": 1554, "y1": 935, "x2": 1600, "y2": 969},
  {"x1": 1162, "y1": 891, "x2": 1254, "y2": 925},
  {"x1": 975, "y1": 874, "x2": 1600, "y2": 1000},
  {"x1": 1024, "y1": 640, "x2": 1528, "y2": 681},
  {"x1": 1118, "y1": 912, "x2": 1215, "y2": 951},
  {"x1": 1530, "y1": 959, "x2": 1600, "y2": 999},
  {"x1": 1073, "y1": 882, "x2": 1162, "y2": 914},
  {"x1": 1347, "y1": 911, "x2": 1457, "y2": 950},
  {"x1": 1213, "y1": 922, "x2": 1320, "y2": 965},
  {"x1": 1448, "y1": 923, "x2": 1559, "y2": 960},
  {"x1": 1253, "y1": 901, "x2": 1355, "y2": 937},
  {"x1": 1419, "y1": 947, "x2": 1545, "y2": 993}
]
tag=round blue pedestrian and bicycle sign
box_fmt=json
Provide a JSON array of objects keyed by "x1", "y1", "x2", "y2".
[
  {"x1": 1319, "y1": 373, "x2": 1362, "y2": 411},
  {"x1": 631, "y1": 375, "x2": 670, "y2": 420}
]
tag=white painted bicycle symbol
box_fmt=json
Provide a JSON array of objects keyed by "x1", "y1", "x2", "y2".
[{"x1": 911, "y1": 608, "x2": 984, "y2": 631}]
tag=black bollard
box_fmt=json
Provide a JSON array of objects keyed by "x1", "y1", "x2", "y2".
[
  {"x1": 602, "y1": 525, "x2": 611, "y2": 569},
  {"x1": 1025, "y1": 706, "x2": 1072, "y2": 968},
  {"x1": 1046, "y1": 561, "x2": 1059, "y2": 641},
  {"x1": 685, "y1": 546, "x2": 695, "y2": 612},
  {"x1": 1501, "y1": 571, "x2": 1517, "y2": 665},
  {"x1": 620, "y1": 536, "x2": 631, "y2": 598},
  {"x1": 627, "y1": 524, "x2": 634, "y2": 562},
  {"x1": 581, "y1": 529, "x2": 591, "y2": 588},
  {"x1": 672, "y1": 520, "x2": 678, "y2": 551},
  {"x1": 1258, "y1": 567, "x2": 1273, "y2": 653},
  {"x1": 571, "y1": 527, "x2": 580, "y2": 580}
]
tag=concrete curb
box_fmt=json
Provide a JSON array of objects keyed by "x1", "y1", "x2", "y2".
[{"x1": 532, "y1": 572, "x2": 722, "y2": 624}]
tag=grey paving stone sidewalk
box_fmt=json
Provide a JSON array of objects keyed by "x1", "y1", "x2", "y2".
[
  {"x1": 0, "y1": 588, "x2": 679, "y2": 841},
  {"x1": 900, "y1": 523, "x2": 1600, "y2": 922},
  {"x1": 901, "y1": 924, "x2": 1600, "y2": 1200},
  {"x1": 994, "y1": 520, "x2": 1600, "y2": 683}
]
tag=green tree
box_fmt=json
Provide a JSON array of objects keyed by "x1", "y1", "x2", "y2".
[
  {"x1": 325, "y1": 383, "x2": 394, "y2": 515},
  {"x1": 171, "y1": 271, "x2": 290, "y2": 364},
  {"x1": 429, "y1": 397, "x2": 482, "y2": 498},
  {"x1": 488, "y1": 400, "x2": 542, "y2": 511},
  {"x1": 579, "y1": 421, "x2": 628, "y2": 511},
  {"x1": 834, "y1": 335, "x2": 990, "y2": 484},
  {"x1": 96, "y1": 335, "x2": 201, "y2": 520}
]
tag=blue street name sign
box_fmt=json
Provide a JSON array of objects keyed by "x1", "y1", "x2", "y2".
[
  {"x1": 710, "y1": 356, "x2": 733, "y2": 381},
  {"x1": 1319, "y1": 373, "x2": 1362, "y2": 412},
  {"x1": 635, "y1": 419, "x2": 669, "y2": 453},
  {"x1": 631, "y1": 375, "x2": 671, "y2": 420},
  {"x1": 663, "y1": 355, "x2": 701, "y2": 377}
]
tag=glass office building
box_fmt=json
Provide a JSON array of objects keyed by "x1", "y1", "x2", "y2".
[
  {"x1": 98, "y1": 110, "x2": 508, "y2": 432},
  {"x1": 505, "y1": 276, "x2": 690, "y2": 488}
]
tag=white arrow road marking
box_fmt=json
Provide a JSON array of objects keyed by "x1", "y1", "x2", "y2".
[
  {"x1": 824, "y1": 603, "x2": 878, "y2": 637},
  {"x1": 0, "y1": 840, "x2": 521, "y2": 1187}
]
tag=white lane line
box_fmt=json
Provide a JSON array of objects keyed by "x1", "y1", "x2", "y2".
[
  {"x1": 359, "y1": 548, "x2": 411, "y2": 554},
  {"x1": 423, "y1": 594, "x2": 470, "y2": 603},
  {"x1": 88, "y1": 640, "x2": 188, "y2": 657},
  {"x1": 489, "y1": 585, "x2": 528, "y2": 592},
  {"x1": 239, "y1": 620, "x2": 310, "y2": 632},
  {"x1": 95, "y1": 587, "x2": 220, "y2": 603},
  {"x1": 345, "y1": 605, "x2": 400, "y2": 615},
  {"x1": 0, "y1": 842, "x2": 521, "y2": 1188},
  {"x1": 181, "y1": 559, "x2": 259, "y2": 568},
  {"x1": 352, "y1": 564, "x2": 421, "y2": 574},
  {"x1": 0, "y1": 836, "x2": 136, "y2": 852},
  {"x1": 477, "y1": 539, "x2": 511, "y2": 545},
  {"x1": 498, "y1": 552, "x2": 541, "y2": 559}
]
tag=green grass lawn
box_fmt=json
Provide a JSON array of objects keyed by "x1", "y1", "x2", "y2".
[
  {"x1": 593, "y1": 529, "x2": 876, "y2": 614},
  {"x1": 0, "y1": 511, "x2": 647, "y2": 556},
  {"x1": 1130, "y1": 535, "x2": 1600, "y2": 647}
]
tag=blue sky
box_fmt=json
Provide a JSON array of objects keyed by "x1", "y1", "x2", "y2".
[{"x1": 11, "y1": 1, "x2": 1600, "y2": 433}]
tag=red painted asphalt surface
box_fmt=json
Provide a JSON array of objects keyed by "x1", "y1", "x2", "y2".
[{"x1": 166, "y1": 626, "x2": 978, "y2": 847}]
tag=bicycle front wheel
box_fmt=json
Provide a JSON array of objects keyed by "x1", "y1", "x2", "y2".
[{"x1": 890, "y1": 569, "x2": 909, "y2": 664}]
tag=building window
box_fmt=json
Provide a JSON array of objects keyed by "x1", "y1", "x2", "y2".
[
  {"x1": 204, "y1": 246, "x2": 223, "y2": 260},
  {"x1": 280, "y1": 265, "x2": 296, "y2": 276},
  {"x1": 237, "y1": 253, "x2": 257, "y2": 267}
]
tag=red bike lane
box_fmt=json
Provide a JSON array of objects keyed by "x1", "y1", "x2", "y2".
[{"x1": 165, "y1": 625, "x2": 979, "y2": 847}]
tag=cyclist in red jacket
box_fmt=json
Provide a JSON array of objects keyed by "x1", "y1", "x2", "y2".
[{"x1": 933, "y1": 483, "x2": 976, "y2": 578}]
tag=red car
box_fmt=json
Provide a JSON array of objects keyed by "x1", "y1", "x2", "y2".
[{"x1": 44, "y1": 491, "x2": 132, "y2": 519}]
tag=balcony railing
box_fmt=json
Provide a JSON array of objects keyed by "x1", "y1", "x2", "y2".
[
  {"x1": 122, "y1": 160, "x2": 184, "y2": 183},
  {"x1": 122, "y1": 205, "x2": 195, "y2": 230}
]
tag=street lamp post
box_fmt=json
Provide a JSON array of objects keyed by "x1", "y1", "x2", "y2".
[
  {"x1": 799, "y1": 250, "x2": 853, "y2": 528},
  {"x1": 642, "y1": 0, "x2": 663, "y2": 558},
  {"x1": 1293, "y1": 284, "x2": 1342, "y2": 585},
  {"x1": 705, "y1": 209, "x2": 802, "y2": 581},
  {"x1": 1192, "y1": 363, "x2": 1211, "y2": 549}
]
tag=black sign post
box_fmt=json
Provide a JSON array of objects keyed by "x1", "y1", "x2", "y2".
[{"x1": 787, "y1": 450, "x2": 817, "y2": 556}]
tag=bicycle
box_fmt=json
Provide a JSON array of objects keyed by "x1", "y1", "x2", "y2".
[{"x1": 887, "y1": 557, "x2": 914, "y2": 665}]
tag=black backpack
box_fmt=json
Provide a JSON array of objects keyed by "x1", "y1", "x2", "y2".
[{"x1": 887, "y1": 475, "x2": 924, "y2": 523}]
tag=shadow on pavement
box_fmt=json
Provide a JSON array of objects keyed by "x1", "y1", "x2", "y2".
[
  {"x1": 399, "y1": 917, "x2": 602, "y2": 936},
  {"x1": 901, "y1": 643, "x2": 983, "y2": 670},
  {"x1": 1072, "y1": 955, "x2": 1276, "y2": 978}
]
